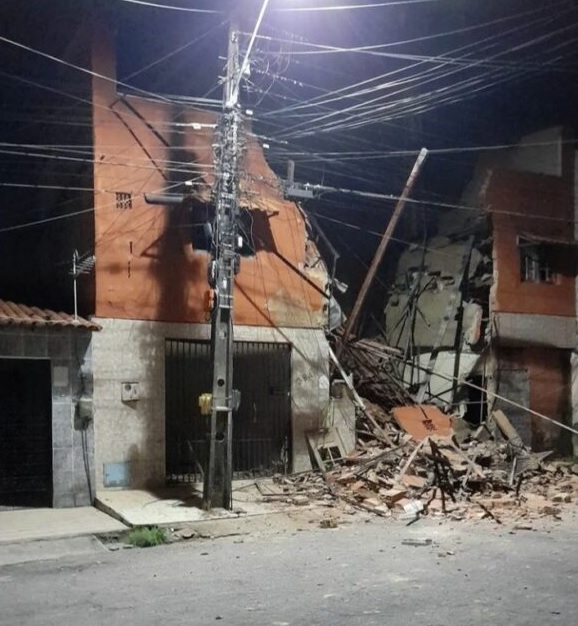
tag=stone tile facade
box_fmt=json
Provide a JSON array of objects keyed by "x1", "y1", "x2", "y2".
[
  {"x1": 0, "y1": 327, "x2": 95, "y2": 507},
  {"x1": 92, "y1": 318, "x2": 355, "y2": 490}
]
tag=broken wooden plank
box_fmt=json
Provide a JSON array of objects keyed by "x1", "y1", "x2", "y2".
[
  {"x1": 380, "y1": 488, "x2": 407, "y2": 506},
  {"x1": 401, "y1": 474, "x2": 428, "y2": 489},
  {"x1": 490, "y1": 410, "x2": 526, "y2": 450},
  {"x1": 445, "y1": 440, "x2": 486, "y2": 479},
  {"x1": 337, "y1": 147, "x2": 428, "y2": 354},
  {"x1": 396, "y1": 437, "x2": 428, "y2": 482}
]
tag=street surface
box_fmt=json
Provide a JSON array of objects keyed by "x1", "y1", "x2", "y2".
[{"x1": 1, "y1": 515, "x2": 577, "y2": 626}]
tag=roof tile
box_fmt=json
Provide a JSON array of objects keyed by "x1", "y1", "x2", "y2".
[{"x1": 0, "y1": 299, "x2": 100, "y2": 331}]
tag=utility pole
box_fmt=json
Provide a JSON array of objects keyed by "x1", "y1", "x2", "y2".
[
  {"x1": 201, "y1": 23, "x2": 244, "y2": 510},
  {"x1": 143, "y1": 4, "x2": 271, "y2": 509},
  {"x1": 284, "y1": 149, "x2": 429, "y2": 356}
]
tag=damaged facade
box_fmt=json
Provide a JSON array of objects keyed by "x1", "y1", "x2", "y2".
[
  {"x1": 89, "y1": 18, "x2": 354, "y2": 491},
  {"x1": 383, "y1": 127, "x2": 577, "y2": 453}
]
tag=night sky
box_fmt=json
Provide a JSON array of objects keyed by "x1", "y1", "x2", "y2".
[
  {"x1": 110, "y1": 0, "x2": 578, "y2": 189},
  {"x1": 1, "y1": 0, "x2": 577, "y2": 309}
]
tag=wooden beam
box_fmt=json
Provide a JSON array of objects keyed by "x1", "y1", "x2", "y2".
[{"x1": 337, "y1": 148, "x2": 428, "y2": 356}]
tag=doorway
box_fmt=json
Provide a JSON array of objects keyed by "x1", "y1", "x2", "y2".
[{"x1": 0, "y1": 359, "x2": 53, "y2": 508}]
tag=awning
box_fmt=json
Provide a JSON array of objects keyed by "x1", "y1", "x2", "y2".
[{"x1": 518, "y1": 233, "x2": 577, "y2": 247}]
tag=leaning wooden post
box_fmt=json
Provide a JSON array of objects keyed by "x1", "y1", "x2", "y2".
[{"x1": 337, "y1": 147, "x2": 428, "y2": 357}]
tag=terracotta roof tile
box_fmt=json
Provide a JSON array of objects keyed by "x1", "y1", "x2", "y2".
[{"x1": 0, "y1": 299, "x2": 100, "y2": 331}]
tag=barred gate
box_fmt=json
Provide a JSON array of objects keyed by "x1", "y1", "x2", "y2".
[{"x1": 165, "y1": 339, "x2": 292, "y2": 483}]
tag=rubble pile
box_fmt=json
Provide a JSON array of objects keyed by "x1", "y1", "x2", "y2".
[
  {"x1": 275, "y1": 402, "x2": 578, "y2": 525},
  {"x1": 339, "y1": 338, "x2": 413, "y2": 411}
]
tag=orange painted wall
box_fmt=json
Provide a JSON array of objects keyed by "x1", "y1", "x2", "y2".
[
  {"x1": 91, "y1": 27, "x2": 326, "y2": 328},
  {"x1": 486, "y1": 169, "x2": 575, "y2": 317}
]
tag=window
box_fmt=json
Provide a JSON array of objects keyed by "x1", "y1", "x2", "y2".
[
  {"x1": 190, "y1": 202, "x2": 255, "y2": 257},
  {"x1": 518, "y1": 238, "x2": 556, "y2": 284},
  {"x1": 115, "y1": 192, "x2": 132, "y2": 210}
]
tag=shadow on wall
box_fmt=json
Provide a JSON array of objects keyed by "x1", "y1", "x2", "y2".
[
  {"x1": 132, "y1": 108, "x2": 210, "y2": 489},
  {"x1": 150, "y1": 111, "x2": 205, "y2": 324}
]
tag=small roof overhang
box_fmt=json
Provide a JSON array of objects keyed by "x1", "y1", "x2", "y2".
[{"x1": 0, "y1": 299, "x2": 101, "y2": 331}]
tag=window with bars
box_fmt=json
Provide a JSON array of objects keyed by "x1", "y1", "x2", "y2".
[
  {"x1": 115, "y1": 192, "x2": 132, "y2": 210},
  {"x1": 519, "y1": 238, "x2": 557, "y2": 284}
]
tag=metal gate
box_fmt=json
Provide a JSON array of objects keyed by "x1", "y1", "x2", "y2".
[
  {"x1": 0, "y1": 359, "x2": 52, "y2": 508},
  {"x1": 165, "y1": 339, "x2": 292, "y2": 483}
]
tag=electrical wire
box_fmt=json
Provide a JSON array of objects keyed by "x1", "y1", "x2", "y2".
[
  {"x1": 274, "y1": 13, "x2": 577, "y2": 137},
  {"x1": 262, "y1": 137, "x2": 578, "y2": 162},
  {"x1": 0, "y1": 147, "x2": 212, "y2": 177},
  {"x1": 0, "y1": 34, "x2": 219, "y2": 108},
  {"x1": 122, "y1": 19, "x2": 228, "y2": 81},
  {"x1": 246, "y1": 167, "x2": 577, "y2": 225},
  {"x1": 253, "y1": 3, "x2": 573, "y2": 141},
  {"x1": 255, "y1": 1, "x2": 568, "y2": 117},
  {"x1": 273, "y1": 4, "x2": 560, "y2": 53},
  {"x1": 113, "y1": 0, "x2": 220, "y2": 13},
  {"x1": 3, "y1": 3, "x2": 576, "y2": 241},
  {"x1": 113, "y1": 0, "x2": 438, "y2": 12},
  {"x1": 273, "y1": 0, "x2": 441, "y2": 11},
  {"x1": 1, "y1": 3, "x2": 552, "y2": 200},
  {"x1": 0, "y1": 179, "x2": 188, "y2": 234}
]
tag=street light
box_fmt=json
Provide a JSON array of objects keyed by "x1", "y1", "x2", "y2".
[{"x1": 227, "y1": 0, "x2": 271, "y2": 108}]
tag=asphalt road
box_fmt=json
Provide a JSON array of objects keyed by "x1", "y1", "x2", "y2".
[{"x1": 1, "y1": 517, "x2": 577, "y2": 626}]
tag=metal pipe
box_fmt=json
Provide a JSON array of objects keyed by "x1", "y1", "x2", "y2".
[{"x1": 73, "y1": 250, "x2": 78, "y2": 321}]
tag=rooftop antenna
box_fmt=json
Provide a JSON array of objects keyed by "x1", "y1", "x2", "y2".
[{"x1": 70, "y1": 250, "x2": 95, "y2": 320}]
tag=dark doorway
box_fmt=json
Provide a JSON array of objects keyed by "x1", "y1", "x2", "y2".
[
  {"x1": 463, "y1": 375, "x2": 488, "y2": 426},
  {"x1": 0, "y1": 359, "x2": 53, "y2": 508},
  {"x1": 165, "y1": 339, "x2": 292, "y2": 483}
]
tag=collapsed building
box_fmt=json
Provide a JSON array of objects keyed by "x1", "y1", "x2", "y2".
[
  {"x1": 283, "y1": 129, "x2": 578, "y2": 523},
  {"x1": 382, "y1": 127, "x2": 577, "y2": 454}
]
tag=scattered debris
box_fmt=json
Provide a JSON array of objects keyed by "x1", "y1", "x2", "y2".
[
  {"x1": 179, "y1": 530, "x2": 198, "y2": 540},
  {"x1": 319, "y1": 518, "x2": 339, "y2": 529},
  {"x1": 401, "y1": 538, "x2": 432, "y2": 547},
  {"x1": 392, "y1": 405, "x2": 454, "y2": 441},
  {"x1": 277, "y1": 398, "x2": 577, "y2": 525}
]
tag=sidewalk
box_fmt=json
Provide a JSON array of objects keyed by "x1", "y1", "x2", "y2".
[
  {"x1": 0, "y1": 481, "x2": 296, "y2": 547},
  {"x1": 0, "y1": 506, "x2": 127, "y2": 545},
  {"x1": 0, "y1": 488, "x2": 288, "y2": 568},
  {"x1": 95, "y1": 481, "x2": 285, "y2": 527}
]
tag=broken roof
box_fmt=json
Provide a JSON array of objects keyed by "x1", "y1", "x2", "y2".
[{"x1": 0, "y1": 299, "x2": 100, "y2": 331}]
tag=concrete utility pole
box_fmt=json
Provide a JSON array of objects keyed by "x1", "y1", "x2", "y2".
[
  {"x1": 143, "y1": 4, "x2": 270, "y2": 509},
  {"x1": 337, "y1": 148, "x2": 428, "y2": 355},
  {"x1": 284, "y1": 149, "x2": 428, "y2": 355},
  {"x1": 202, "y1": 23, "x2": 245, "y2": 510}
]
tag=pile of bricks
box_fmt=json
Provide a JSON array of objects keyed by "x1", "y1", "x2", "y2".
[{"x1": 276, "y1": 401, "x2": 578, "y2": 525}]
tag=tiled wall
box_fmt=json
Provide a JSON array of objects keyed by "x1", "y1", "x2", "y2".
[
  {"x1": 0, "y1": 327, "x2": 95, "y2": 507},
  {"x1": 92, "y1": 318, "x2": 354, "y2": 490}
]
